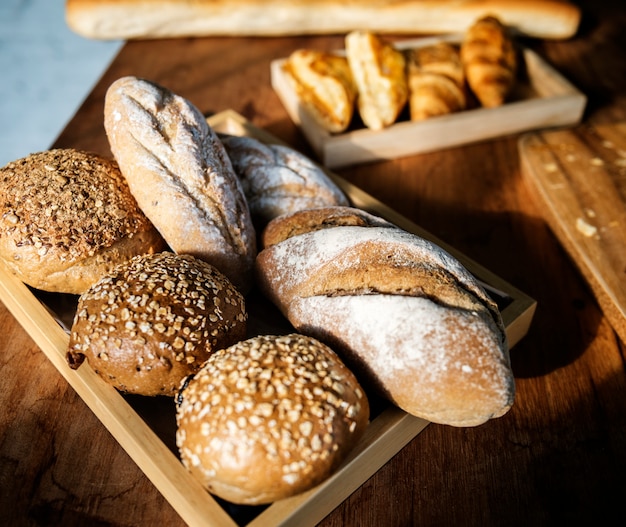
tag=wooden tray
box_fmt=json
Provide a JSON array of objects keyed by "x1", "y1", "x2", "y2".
[
  {"x1": 0, "y1": 111, "x2": 536, "y2": 527},
  {"x1": 271, "y1": 36, "x2": 587, "y2": 168},
  {"x1": 520, "y1": 121, "x2": 626, "y2": 343}
]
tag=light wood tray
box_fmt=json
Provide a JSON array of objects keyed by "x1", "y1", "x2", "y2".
[
  {"x1": 0, "y1": 111, "x2": 536, "y2": 527},
  {"x1": 271, "y1": 36, "x2": 587, "y2": 168}
]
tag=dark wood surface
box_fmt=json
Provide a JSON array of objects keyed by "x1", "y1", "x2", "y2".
[{"x1": 2, "y1": 2, "x2": 625, "y2": 525}]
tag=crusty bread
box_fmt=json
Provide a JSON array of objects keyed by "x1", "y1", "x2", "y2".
[
  {"x1": 407, "y1": 42, "x2": 467, "y2": 121},
  {"x1": 67, "y1": 252, "x2": 247, "y2": 396},
  {"x1": 175, "y1": 333, "x2": 369, "y2": 505},
  {"x1": 65, "y1": 0, "x2": 581, "y2": 40},
  {"x1": 461, "y1": 16, "x2": 518, "y2": 108},
  {"x1": 255, "y1": 207, "x2": 515, "y2": 427},
  {"x1": 345, "y1": 31, "x2": 408, "y2": 131},
  {"x1": 104, "y1": 76, "x2": 256, "y2": 293},
  {"x1": 0, "y1": 148, "x2": 164, "y2": 294},
  {"x1": 219, "y1": 133, "x2": 349, "y2": 228},
  {"x1": 282, "y1": 49, "x2": 357, "y2": 133}
]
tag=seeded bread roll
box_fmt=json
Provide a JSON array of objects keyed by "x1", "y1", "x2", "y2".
[
  {"x1": 176, "y1": 333, "x2": 369, "y2": 505},
  {"x1": 66, "y1": 252, "x2": 247, "y2": 396},
  {"x1": 0, "y1": 148, "x2": 165, "y2": 294},
  {"x1": 255, "y1": 207, "x2": 515, "y2": 427},
  {"x1": 104, "y1": 76, "x2": 256, "y2": 292},
  {"x1": 219, "y1": 134, "x2": 349, "y2": 228}
]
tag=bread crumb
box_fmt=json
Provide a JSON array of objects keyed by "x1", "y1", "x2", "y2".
[{"x1": 576, "y1": 217, "x2": 598, "y2": 237}]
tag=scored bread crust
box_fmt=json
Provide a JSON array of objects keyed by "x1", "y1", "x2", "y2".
[
  {"x1": 104, "y1": 76, "x2": 256, "y2": 292},
  {"x1": 67, "y1": 252, "x2": 247, "y2": 396},
  {"x1": 255, "y1": 207, "x2": 515, "y2": 427},
  {"x1": 175, "y1": 333, "x2": 369, "y2": 505},
  {"x1": 65, "y1": 0, "x2": 581, "y2": 40},
  {"x1": 0, "y1": 148, "x2": 165, "y2": 294},
  {"x1": 219, "y1": 133, "x2": 349, "y2": 227}
]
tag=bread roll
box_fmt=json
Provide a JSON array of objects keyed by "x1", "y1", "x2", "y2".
[
  {"x1": 104, "y1": 76, "x2": 256, "y2": 292},
  {"x1": 282, "y1": 49, "x2": 357, "y2": 133},
  {"x1": 0, "y1": 148, "x2": 164, "y2": 294},
  {"x1": 219, "y1": 133, "x2": 349, "y2": 228},
  {"x1": 175, "y1": 333, "x2": 369, "y2": 505},
  {"x1": 461, "y1": 15, "x2": 517, "y2": 108},
  {"x1": 407, "y1": 42, "x2": 467, "y2": 121},
  {"x1": 67, "y1": 252, "x2": 247, "y2": 396},
  {"x1": 255, "y1": 207, "x2": 515, "y2": 427},
  {"x1": 345, "y1": 31, "x2": 408, "y2": 130},
  {"x1": 65, "y1": 0, "x2": 581, "y2": 40}
]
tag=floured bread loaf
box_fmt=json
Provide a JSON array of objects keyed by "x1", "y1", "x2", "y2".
[
  {"x1": 345, "y1": 31, "x2": 408, "y2": 130},
  {"x1": 282, "y1": 49, "x2": 357, "y2": 133},
  {"x1": 219, "y1": 133, "x2": 349, "y2": 228},
  {"x1": 104, "y1": 76, "x2": 256, "y2": 292},
  {"x1": 176, "y1": 333, "x2": 369, "y2": 504},
  {"x1": 0, "y1": 148, "x2": 164, "y2": 294},
  {"x1": 67, "y1": 252, "x2": 247, "y2": 396},
  {"x1": 256, "y1": 207, "x2": 515, "y2": 427}
]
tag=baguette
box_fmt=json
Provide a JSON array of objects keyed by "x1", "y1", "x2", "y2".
[
  {"x1": 66, "y1": 0, "x2": 581, "y2": 40},
  {"x1": 104, "y1": 76, "x2": 256, "y2": 293},
  {"x1": 255, "y1": 207, "x2": 515, "y2": 427}
]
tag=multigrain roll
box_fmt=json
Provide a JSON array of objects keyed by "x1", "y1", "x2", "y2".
[
  {"x1": 176, "y1": 333, "x2": 369, "y2": 505},
  {"x1": 0, "y1": 148, "x2": 164, "y2": 294},
  {"x1": 66, "y1": 252, "x2": 247, "y2": 396},
  {"x1": 219, "y1": 133, "x2": 349, "y2": 228},
  {"x1": 104, "y1": 76, "x2": 256, "y2": 292},
  {"x1": 255, "y1": 207, "x2": 515, "y2": 427}
]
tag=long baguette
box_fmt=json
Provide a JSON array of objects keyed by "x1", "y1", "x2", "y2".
[
  {"x1": 255, "y1": 207, "x2": 515, "y2": 427},
  {"x1": 66, "y1": 0, "x2": 581, "y2": 40}
]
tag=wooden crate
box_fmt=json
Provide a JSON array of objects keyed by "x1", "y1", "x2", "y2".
[
  {"x1": 271, "y1": 36, "x2": 587, "y2": 168},
  {"x1": 0, "y1": 111, "x2": 536, "y2": 527}
]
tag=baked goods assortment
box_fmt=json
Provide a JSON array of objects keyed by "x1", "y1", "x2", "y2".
[
  {"x1": 176, "y1": 333, "x2": 369, "y2": 504},
  {"x1": 283, "y1": 16, "x2": 518, "y2": 131},
  {"x1": 66, "y1": 252, "x2": 247, "y2": 396},
  {"x1": 0, "y1": 74, "x2": 516, "y2": 504},
  {"x1": 0, "y1": 148, "x2": 165, "y2": 294},
  {"x1": 256, "y1": 206, "x2": 515, "y2": 427}
]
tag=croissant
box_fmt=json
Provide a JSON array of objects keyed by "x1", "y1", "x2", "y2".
[
  {"x1": 407, "y1": 42, "x2": 466, "y2": 121},
  {"x1": 283, "y1": 49, "x2": 357, "y2": 133},
  {"x1": 461, "y1": 15, "x2": 517, "y2": 108},
  {"x1": 345, "y1": 31, "x2": 408, "y2": 130},
  {"x1": 256, "y1": 206, "x2": 515, "y2": 427}
]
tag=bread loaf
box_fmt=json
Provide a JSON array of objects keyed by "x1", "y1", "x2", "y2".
[
  {"x1": 345, "y1": 31, "x2": 408, "y2": 130},
  {"x1": 104, "y1": 76, "x2": 256, "y2": 293},
  {"x1": 407, "y1": 42, "x2": 467, "y2": 121},
  {"x1": 65, "y1": 0, "x2": 581, "y2": 40},
  {"x1": 461, "y1": 16, "x2": 517, "y2": 108},
  {"x1": 282, "y1": 49, "x2": 357, "y2": 133},
  {"x1": 176, "y1": 333, "x2": 369, "y2": 504},
  {"x1": 0, "y1": 148, "x2": 164, "y2": 294},
  {"x1": 67, "y1": 252, "x2": 247, "y2": 396},
  {"x1": 255, "y1": 207, "x2": 515, "y2": 427},
  {"x1": 219, "y1": 133, "x2": 349, "y2": 228}
]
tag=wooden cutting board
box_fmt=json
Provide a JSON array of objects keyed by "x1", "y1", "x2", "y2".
[{"x1": 519, "y1": 122, "x2": 626, "y2": 342}]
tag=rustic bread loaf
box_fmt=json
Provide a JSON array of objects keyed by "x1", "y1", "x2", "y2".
[
  {"x1": 104, "y1": 76, "x2": 256, "y2": 292},
  {"x1": 255, "y1": 207, "x2": 515, "y2": 427},
  {"x1": 0, "y1": 148, "x2": 164, "y2": 294},
  {"x1": 66, "y1": 252, "x2": 247, "y2": 396},
  {"x1": 175, "y1": 333, "x2": 369, "y2": 505},
  {"x1": 219, "y1": 133, "x2": 349, "y2": 228},
  {"x1": 65, "y1": 0, "x2": 581, "y2": 40}
]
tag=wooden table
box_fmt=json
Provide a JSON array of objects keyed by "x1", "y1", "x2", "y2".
[{"x1": 2, "y1": 1, "x2": 625, "y2": 525}]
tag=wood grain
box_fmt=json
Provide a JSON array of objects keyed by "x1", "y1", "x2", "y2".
[{"x1": 2, "y1": 0, "x2": 626, "y2": 525}]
